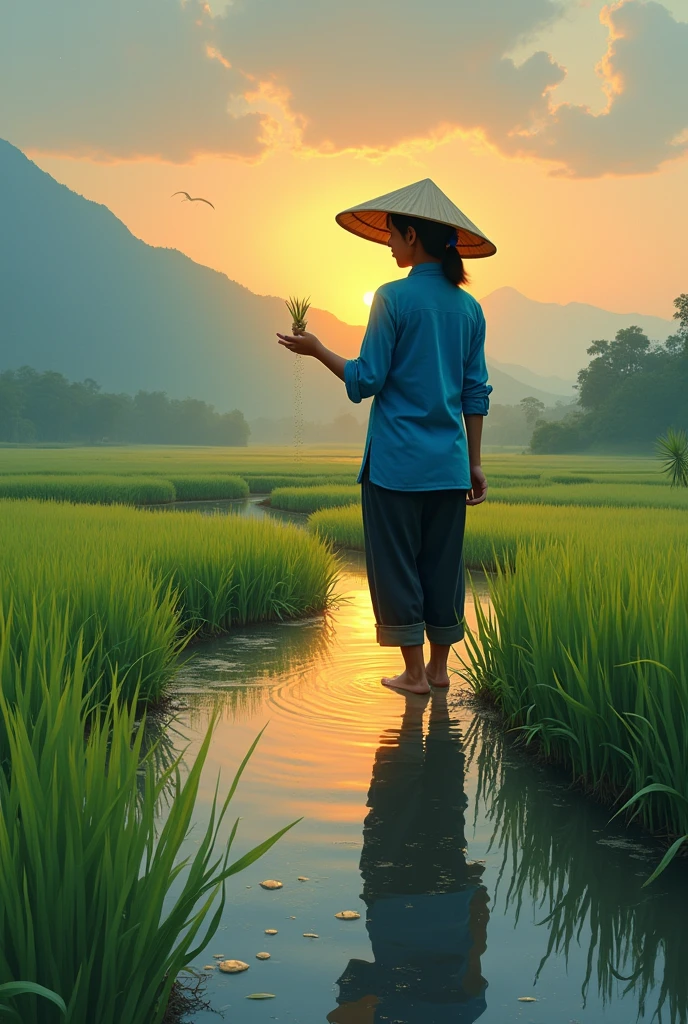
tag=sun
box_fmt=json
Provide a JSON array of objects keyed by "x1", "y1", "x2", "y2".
[{"x1": 363, "y1": 291, "x2": 374, "y2": 307}]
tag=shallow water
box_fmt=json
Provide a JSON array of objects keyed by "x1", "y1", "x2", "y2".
[{"x1": 163, "y1": 501, "x2": 688, "y2": 1024}]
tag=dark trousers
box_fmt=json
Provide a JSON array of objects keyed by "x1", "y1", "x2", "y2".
[{"x1": 361, "y1": 466, "x2": 467, "y2": 647}]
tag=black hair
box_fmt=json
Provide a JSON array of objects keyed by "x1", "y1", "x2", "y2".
[{"x1": 389, "y1": 213, "x2": 468, "y2": 287}]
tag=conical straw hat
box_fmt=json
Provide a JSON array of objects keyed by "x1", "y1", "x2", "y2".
[{"x1": 335, "y1": 178, "x2": 496, "y2": 258}]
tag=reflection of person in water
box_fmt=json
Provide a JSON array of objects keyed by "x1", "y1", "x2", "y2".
[{"x1": 328, "y1": 692, "x2": 489, "y2": 1024}]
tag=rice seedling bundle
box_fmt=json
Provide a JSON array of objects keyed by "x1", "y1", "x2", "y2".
[
  {"x1": 167, "y1": 475, "x2": 249, "y2": 501},
  {"x1": 467, "y1": 715, "x2": 688, "y2": 1020},
  {"x1": 0, "y1": 475, "x2": 175, "y2": 505},
  {"x1": 462, "y1": 536, "x2": 688, "y2": 862},
  {"x1": 270, "y1": 485, "x2": 361, "y2": 513},
  {"x1": 0, "y1": 607, "x2": 294, "y2": 1023},
  {"x1": 0, "y1": 499, "x2": 339, "y2": 703}
]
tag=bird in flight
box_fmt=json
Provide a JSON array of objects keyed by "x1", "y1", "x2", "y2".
[{"x1": 171, "y1": 191, "x2": 215, "y2": 209}]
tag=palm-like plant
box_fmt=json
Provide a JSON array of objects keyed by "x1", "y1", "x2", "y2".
[
  {"x1": 655, "y1": 428, "x2": 688, "y2": 487},
  {"x1": 285, "y1": 296, "x2": 311, "y2": 334}
]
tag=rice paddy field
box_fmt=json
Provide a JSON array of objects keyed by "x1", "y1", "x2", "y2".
[{"x1": 2, "y1": 443, "x2": 688, "y2": 1021}]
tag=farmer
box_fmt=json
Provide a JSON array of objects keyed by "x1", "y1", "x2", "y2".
[{"x1": 277, "y1": 179, "x2": 495, "y2": 695}]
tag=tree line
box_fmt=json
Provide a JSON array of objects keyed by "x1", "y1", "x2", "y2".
[
  {"x1": 531, "y1": 294, "x2": 688, "y2": 453},
  {"x1": 0, "y1": 367, "x2": 250, "y2": 446}
]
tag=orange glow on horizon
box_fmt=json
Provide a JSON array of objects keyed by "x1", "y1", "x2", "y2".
[{"x1": 31, "y1": 124, "x2": 688, "y2": 326}]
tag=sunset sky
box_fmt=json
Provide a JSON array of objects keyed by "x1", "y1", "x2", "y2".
[{"x1": 3, "y1": 0, "x2": 688, "y2": 327}]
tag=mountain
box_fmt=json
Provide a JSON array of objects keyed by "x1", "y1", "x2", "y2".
[
  {"x1": 481, "y1": 287, "x2": 675, "y2": 379},
  {"x1": 0, "y1": 140, "x2": 665, "y2": 418},
  {"x1": 483, "y1": 365, "x2": 570, "y2": 407},
  {"x1": 0, "y1": 139, "x2": 364, "y2": 421},
  {"x1": 489, "y1": 360, "x2": 576, "y2": 398}
]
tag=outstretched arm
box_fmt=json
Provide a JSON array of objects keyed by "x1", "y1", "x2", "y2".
[
  {"x1": 276, "y1": 331, "x2": 346, "y2": 381},
  {"x1": 277, "y1": 290, "x2": 396, "y2": 401}
]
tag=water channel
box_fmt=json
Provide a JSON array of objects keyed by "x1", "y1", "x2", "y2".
[{"x1": 161, "y1": 498, "x2": 688, "y2": 1024}]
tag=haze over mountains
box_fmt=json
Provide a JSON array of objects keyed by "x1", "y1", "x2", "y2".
[
  {"x1": 0, "y1": 140, "x2": 675, "y2": 420},
  {"x1": 481, "y1": 287, "x2": 674, "y2": 380}
]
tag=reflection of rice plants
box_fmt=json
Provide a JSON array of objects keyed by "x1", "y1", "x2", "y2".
[
  {"x1": 179, "y1": 616, "x2": 338, "y2": 728},
  {"x1": 0, "y1": 610, "x2": 295, "y2": 1024},
  {"x1": 271, "y1": 485, "x2": 360, "y2": 513},
  {"x1": 466, "y1": 715, "x2": 688, "y2": 1024},
  {"x1": 656, "y1": 428, "x2": 688, "y2": 487},
  {"x1": 461, "y1": 538, "x2": 688, "y2": 879},
  {"x1": 0, "y1": 500, "x2": 339, "y2": 705}
]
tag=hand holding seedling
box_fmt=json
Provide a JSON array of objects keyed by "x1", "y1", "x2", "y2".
[
  {"x1": 277, "y1": 330, "x2": 322, "y2": 357},
  {"x1": 278, "y1": 295, "x2": 347, "y2": 381}
]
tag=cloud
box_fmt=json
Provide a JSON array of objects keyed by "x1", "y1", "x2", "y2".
[
  {"x1": 213, "y1": 0, "x2": 568, "y2": 153},
  {"x1": 0, "y1": 0, "x2": 267, "y2": 161},
  {"x1": 1, "y1": 0, "x2": 686, "y2": 176},
  {"x1": 212, "y1": 0, "x2": 688, "y2": 176},
  {"x1": 512, "y1": 1, "x2": 688, "y2": 175}
]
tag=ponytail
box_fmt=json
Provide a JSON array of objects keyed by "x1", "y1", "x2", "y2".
[{"x1": 390, "y1": 213, "x2": 468, "y2": 287}]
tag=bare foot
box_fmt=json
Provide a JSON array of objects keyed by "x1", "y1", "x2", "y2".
[
  {"x1": 425, "y1": 664, "x2": 451, "y2": 688},
  {"x1": 381, "y1": 670, "x2": 431, "y2": 695}
]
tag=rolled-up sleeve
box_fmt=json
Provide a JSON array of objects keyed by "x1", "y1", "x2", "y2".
[
  {"x1": 344, "y1": 290, "x2": 396, "y2": 404},
  {"x1": 461, "y1": 307, "x2": 493, "y2": 415}
]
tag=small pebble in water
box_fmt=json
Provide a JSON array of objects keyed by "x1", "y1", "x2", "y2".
[
  {"x1": 264, "y1": 929, "x2": 278, "y2": 935},
  {"x1": 203, "y1": 965, "x2": 215, "y2": 971},
  {"x1": 335, "y1": 911, "x2": 361, "y2": 920},
  {"x1": 246, "y1": 993, "x2": 276, "y2": 999},
  {"x1": 256, "y1": 952, "x2": 271, "y2": 960},
  {"x1": 303, "y1": 933, "x2": 319, "y2": 939},
  {"x1": 518, "y1": 996, "x2": 537, "y2": 1002},
  {"x1": 260, "y1": 880, "x2": 283, "y2": 890},
  {"x1": 219, "y1": 960, "x2": 250, "y2": 973},
  {"x1": 289, "y1": 916, "x2": 296, "y2": 920},
  {"x1": 297, "y1": 876, "x2": 310, "y2": 882},
  {"x1": 212, "y1": 954, "x2": 225, "y2": 959}
]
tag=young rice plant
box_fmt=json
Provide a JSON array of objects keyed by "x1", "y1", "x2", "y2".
[{"x1": 0, "y1": 606, "x2": 295, "y2": 1024}]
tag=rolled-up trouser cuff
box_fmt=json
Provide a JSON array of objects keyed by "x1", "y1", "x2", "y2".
[
  {"x1": 425, "y1": 620, "x2": 464, "y2": 645},
  {"x1": 376, "y1": 621, "x2": 425, "y2": 647}
]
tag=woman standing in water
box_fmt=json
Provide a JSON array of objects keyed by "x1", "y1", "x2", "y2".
[{"x1": 277, "y1": 179, "x2": 495, "y2": 695}]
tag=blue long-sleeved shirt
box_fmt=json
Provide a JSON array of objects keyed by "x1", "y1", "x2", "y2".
[{"x1": 344, "y1": 263, "x2": 492, "y2": 491}]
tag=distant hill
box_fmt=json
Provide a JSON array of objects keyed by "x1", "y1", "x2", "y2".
[
  {"x1": 489, "y1": 359, "x2": 576, "y2": 398},
  {"x1": 481, "y1": 365, "x2": 568, "y2": 407},
  {"x1": 481, "y1": 287, "x2": 674, "y2": 379},
  {"x1": 1, "y1": 139, "x2": 663, "y2": 416},
  {"x1": 0, "y1": 139, "x2": 364, "y2": 421}
]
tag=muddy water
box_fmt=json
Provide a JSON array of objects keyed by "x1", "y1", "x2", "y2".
[{"x1": 164, "y1": 501, "x2": 688, "y2": 1024}]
